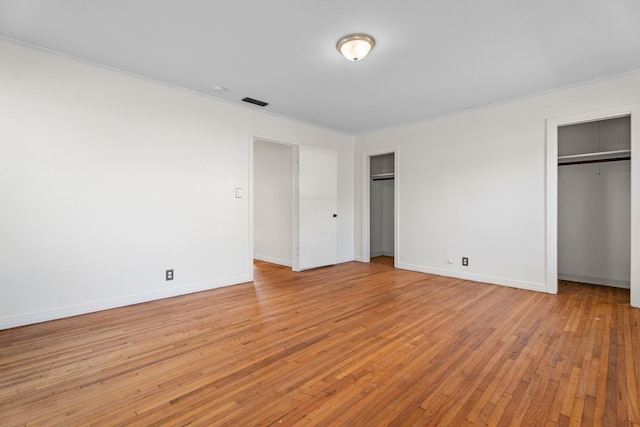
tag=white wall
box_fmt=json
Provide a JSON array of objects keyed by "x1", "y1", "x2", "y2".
[
  {"x1": 558, "y1": 118, "x2": 631, "y2": 288},
  {"x1": 0, "y1": 39, "x2": 354, "y2": 329},
  {"x1": 355, "y1": 71, "x2": 640, "y2": 293},
  {"x1": 253, "y1": 140, "x2": 293, "y2": 266}
]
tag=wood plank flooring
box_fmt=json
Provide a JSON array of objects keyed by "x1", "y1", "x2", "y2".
[
  {"x1": 370, "y1": 255, "x2": 394, "y2": 267},
  {"x1": 1, "y1": 260, "x2": 639, "y2": 426}
]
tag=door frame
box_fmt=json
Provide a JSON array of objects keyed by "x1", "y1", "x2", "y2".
[
  {"x1": 361, "y1": 147, "x2": 399, "y2": 265},
  {"x1": 545, "y1": 104, "x2": 640, "y2": 307}
]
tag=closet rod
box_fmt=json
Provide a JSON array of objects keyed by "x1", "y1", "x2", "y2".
[
  {"x1": 558, "y1": 148, "x2": 630, "y2": 166},
  {"x1": 371, "y1": 172, "x2": 394, "y2": 181},
  {"x1": 558, "y1": 156, "x2": 630, "y2": 166},
  {"x1": 558, "y1": 149, "x2": 630, "y2": 162}
]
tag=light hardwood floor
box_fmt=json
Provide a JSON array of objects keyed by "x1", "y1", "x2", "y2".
[{"x1": 1, "y1": 260, "x2": 639, "y2": 426}]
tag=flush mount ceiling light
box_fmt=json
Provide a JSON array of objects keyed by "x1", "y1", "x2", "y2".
[{"x1": 337, "y1": 33, "x2": 375, "y2": 62}]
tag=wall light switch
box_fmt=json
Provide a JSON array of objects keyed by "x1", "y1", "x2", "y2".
[{"x1": 235, "y1": 188, "x2": 242, "y2": 198}]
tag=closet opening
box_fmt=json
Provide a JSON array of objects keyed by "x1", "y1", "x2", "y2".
[
  {"x1": 557, "y1": 116, "x2": 631, "y2": 301},
  {"x1": 369, "y1": 153, "x2": 395, "y2": 266}
]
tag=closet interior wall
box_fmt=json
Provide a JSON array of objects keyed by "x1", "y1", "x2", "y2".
[
  {"x1": 370, "y1": 153, "x2": 395, "y2": 258},
  {"x1": 557, "y1": 116, "x2": 631, "y2": 288}
]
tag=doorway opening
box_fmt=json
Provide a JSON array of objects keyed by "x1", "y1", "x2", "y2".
[
  {"x1": 546, "y1": 104, "x2": 640, "y2": 308},
  {"x1": 253, "y1": 139, "x2": 295, "y2": 269},
  {"x1": 252, "y1": 139, "x2": 339, "y2": 274},
  {"x1": 557, "y1": 116, "x2": 630, "y2": 300},
  {"x1": 362, "y1": 150, "x2": 398, "y2": 266},
  {"x1": 370, "y1": 153, "x2": 395, "y2": 265}
]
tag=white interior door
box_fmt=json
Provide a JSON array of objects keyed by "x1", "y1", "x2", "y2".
[{"x1": 296, "y1": 146, "x2": 338, "y2": 271}]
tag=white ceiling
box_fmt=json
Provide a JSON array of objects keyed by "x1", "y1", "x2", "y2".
[{"x1": 1, "y1": 0, "x2": 640, "y2": 135}]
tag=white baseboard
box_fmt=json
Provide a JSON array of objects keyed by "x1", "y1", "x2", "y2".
[
  {"x1": 0, "y1": 274, "x2": 252, "y2": 331},
  {"x1": 254, "y1": 254, "x2": 292, "y2": 267},
  {"x1": 395, "y1": 262, "x2": 547, "y2": 293},
  {"x1": 558, "y1": 273, "x2": 630, "y2": 289}
]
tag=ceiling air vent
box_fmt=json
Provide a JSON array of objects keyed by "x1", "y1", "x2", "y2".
[{"x1": 242, "y1": 97, "x2": 269, "y2": 107}]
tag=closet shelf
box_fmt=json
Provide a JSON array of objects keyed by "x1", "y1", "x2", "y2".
[
  {"x1": 371, "y1": 172, "x2": 395, "y2": 181},
  {"x1": 558, "y1": 149, "x2": 630, "y2": 166}
]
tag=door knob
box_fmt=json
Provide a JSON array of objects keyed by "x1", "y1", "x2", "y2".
[{"x1": 333, "y1": 214, "x2": 338, "y2": 218}]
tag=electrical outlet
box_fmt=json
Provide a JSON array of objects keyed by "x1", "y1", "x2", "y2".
[
  {"x1": 166, "y1": 269, "x2": 174, "y2": 281},
  {"x1": 462, "y1": 257, "x2": 469, "y2": 267}
]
